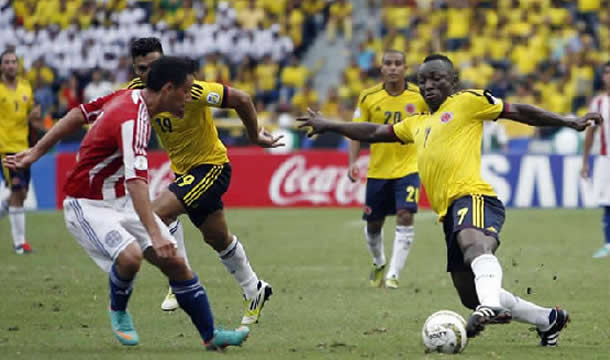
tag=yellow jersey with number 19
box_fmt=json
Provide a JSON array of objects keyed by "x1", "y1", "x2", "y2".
[
  {"x1": 392, "y1": 90, "x2": 503, "y2": 219},
  {"x1": 353, "y1": 81, "x2": 428, "y2": 179},
  {"x1": 127, "y1": 78, "x2": 229, "y2": 175},
  {"x1": 0, "y1": 79, "x2": 33, "y2": 153}
]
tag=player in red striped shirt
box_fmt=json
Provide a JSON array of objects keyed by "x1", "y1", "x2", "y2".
[{"x1": 3, "y1": 56, "x2": 249, "y2": 350}]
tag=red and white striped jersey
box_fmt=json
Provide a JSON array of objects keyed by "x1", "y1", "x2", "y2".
[
  {"x1": 589, "y1": 93, "x2": 610, "y2": 157},
  {"x1": 64, "y1": 89, "x2": 151, "y2": 200}
]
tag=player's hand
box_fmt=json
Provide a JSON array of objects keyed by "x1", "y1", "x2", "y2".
[
  {"x1": 347, "y1": 163, "x2": 360, "y2": 182},
  {"x1": 2, "y1": 148, "x2": 40, "y2": 170},
  {"x1": 570, "y1": 112, "x2": 602, "y2": 132},
  {"x1": 255, "y1": 127, "x2": 285, "y2": 148},
  {"x1": 151, "y1": 233, "x2": 177, "y2": 259},
  {"x1": 29, "y1": 105, "x2": 42, "y2": 122},
  {"x1": 296, "y1": 108, "x2": 330, "y2": 137},
  {"x1": 580, "y1": 162, "x2": 590, "y2": 179}
]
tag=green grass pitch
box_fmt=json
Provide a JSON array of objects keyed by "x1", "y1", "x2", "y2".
[{"x1": 1, "y1": 208, "x2": 609, "y2": 359}]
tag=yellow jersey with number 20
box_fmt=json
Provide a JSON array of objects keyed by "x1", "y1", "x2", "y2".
[
  {"x1": 127, "y1": 78, "x2": 229, "y2": 175},
  {"x1": 0, "y1": 79, "x2": 33, "y2": 153},
  {"x1": 353, "y1": 82, "x2": 427, "y2": 179},
  {"x1": 392, "y1": 90, "x2": 504, "y2": 219}
]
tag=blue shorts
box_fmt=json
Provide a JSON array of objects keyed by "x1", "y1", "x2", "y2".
[
  {"x1": 362, "y1": 172, "x2": 420, "y2": 221},
  {"x1": 442, "y1": 195, "x2": 506, "y2": 272},
  {"x1": 0, "y1": 153, "x2": 30, "y2": 190}
]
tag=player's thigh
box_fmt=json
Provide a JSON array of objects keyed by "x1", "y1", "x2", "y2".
[
  {"x1": 363, "y1": 178, "x2": 394, "y2": 222},
  {"x1": 393, "y1": 172, "x2": 420, "y2": 213},
  {"x1": 169, "y1": 163, "x2": 231, "y2": 229},
  {"x1": 198, "y1": 209, "x2": 231, "y2": 247},
  {"x1": 152, "y1": 188, "x2": 186, "y2": 225},
  {"x1": 63, "y1": 197, "x2": 136, "y2": 273},
  {"x1": 594, "y1": 156, "x2": 610, "y2": 206},
  {"x1": 450, "y1": 270, "x2": 479, "y2": 310},
  {"x1": 121, "y1": 198, "x2": 177, "y2": 251}
]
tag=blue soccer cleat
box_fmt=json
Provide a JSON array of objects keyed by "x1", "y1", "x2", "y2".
[
  {"x1": 109, "y1": 309, "x2": 139, "y2": 346},
  {"x1": 205, "y1": 326, "x2": 250, "y2": 351}
]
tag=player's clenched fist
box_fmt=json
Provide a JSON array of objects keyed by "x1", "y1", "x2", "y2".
[{"x1": 570, "y1": 112, "x2": 603, "y2": 132}]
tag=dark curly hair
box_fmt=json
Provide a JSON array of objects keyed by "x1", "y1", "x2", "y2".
[{"x1": 130, "y1": 37, "x2": 163, "y2": 58}]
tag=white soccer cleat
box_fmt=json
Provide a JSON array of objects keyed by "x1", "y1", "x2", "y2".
[
  {"x1": 241, "y1": 280, "x2": 273, "y2": 325},
  {"x1": 161, "y1": 288, "x2": 179, "y2": 311}
]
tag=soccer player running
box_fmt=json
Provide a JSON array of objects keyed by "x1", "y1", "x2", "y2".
[
  {"x1": 0, "y1": 49, "x2": 42, "y2": 254},
  {"x1": 298, "y1": 54, "x2": 602, "y2": 345},
  {"x1": 349, "y1": 50, "x2": 427, "y2": 289},
  {"x1": 582, "y1": 61, "x2": 610, "y2": 259},
  {"x1": 3, "y1": 56, "x2": 249, "y2": 350},
  {"x1": 113, "y1": 38, "x2": 282, "y2": 322}
]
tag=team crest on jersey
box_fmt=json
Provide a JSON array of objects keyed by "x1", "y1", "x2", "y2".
[
  {"x1": 405, "y1": 103, "x2": 416, "y2": 114},
  {"x1": 364, "y1": 205, "x2": 372, "y2": 215},
  {"x1": 134, "y1": 155, "x2": 148, "y2": 170},
  {"x1": 22, "y1": 96, "x2": 28, "y2": 102},
  {"x1": 207, "y1": 92, "x2": 221, "y2": 105},
  {"x1": 105, "y1": 230, "x2": 122, "y2": 248},
  {"x1": 440, "y1": 112, "x2": 453, "y2": 123}
]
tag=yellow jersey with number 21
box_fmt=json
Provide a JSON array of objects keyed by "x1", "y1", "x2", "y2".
[{"x1": 392, "y1": 90, "x2": 504, "y2": 219}]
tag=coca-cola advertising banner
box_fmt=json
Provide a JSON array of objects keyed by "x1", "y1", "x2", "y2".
[{"x1": 52, "y1": 150, "x2": 605, "y2": 209}]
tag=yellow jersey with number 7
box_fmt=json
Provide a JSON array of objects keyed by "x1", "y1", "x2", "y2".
[
  {"x1": 392, "y1": 90, "x2": 503, "y2": 219},
  {"x1": 0, "y1": 79, "x2": 33, "y2": 153},
  {"x1": 127, "y1": 78, "x2": 229, "y2": 175}
]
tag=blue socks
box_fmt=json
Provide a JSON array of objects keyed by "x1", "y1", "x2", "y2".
[
  {"x1": 603, "y1": 206, "x2": 610, "y2": 244},
  {"x1": 170, "y1": 274, "x2": 215, "y2": 342},
  {"x1": 109, "y1": 264, "x2": 134, "y2": 311}
]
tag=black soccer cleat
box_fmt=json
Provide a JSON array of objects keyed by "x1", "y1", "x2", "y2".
[
  {"x1": 537, "y1": 307, "x2": 570, "y2": 347},
  {"x1": 466, "y1": 305, "x2": 512, "y2": 338}
]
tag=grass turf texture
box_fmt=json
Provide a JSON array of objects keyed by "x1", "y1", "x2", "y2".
[{"x1": 1, "y1": 208, "x2": 608, "y2": 359}]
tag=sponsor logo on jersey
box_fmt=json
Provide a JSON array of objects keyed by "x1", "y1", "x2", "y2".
[
  {"x1": 134, "y1": 156, "x2": 148, "y2": 170},
  {"x1": 440, "y1": 112, "x2": 453, "y2": 123},
  {"x1": 405, "y1": 103, "x2": 416, "y2": 113},
  {"x1": 207, "y1": 92, "x2": 221, "y2": 105}
]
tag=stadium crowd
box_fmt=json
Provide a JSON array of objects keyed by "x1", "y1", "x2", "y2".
[{"x1": 0, "y1": 0, "x2": 608, "y2": 152}]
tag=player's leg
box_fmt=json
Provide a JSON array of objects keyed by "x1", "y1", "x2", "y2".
[
  {"x1": 385, "y1": 174, "x2": 419, "y2": 288},
  {"x1": 593, "y1": 156, "x2": 610, "y2": 258},
  {"x1": 0, "y1": 156, "x2": 8, "y2": 219},
  {"x1": 363, "y1": 178, "x2": 389, "y2": 287},
  {"x1": 3, "y1": 161, "x2": 31, "y2": 254},
  {"x1": 62, "y1": 198, "x2": 142, "y2": 346},
  {"x1": 152, "y1": 188, "x2": 192, "y2": 311},
  {"x1": 139, "y1": 214, "x2": 248, "y2": 350},
  {"x1": 593, "y1": 205, "x2": 610, "y2": 258}
]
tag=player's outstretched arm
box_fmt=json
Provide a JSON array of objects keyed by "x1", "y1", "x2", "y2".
[
  {"x1": 297, "y1": 108, "x2": 400, "y2": 143},
  {"x1": 501, "y1": 103, "x2": 602, "y2": 131},
  {"x1": 2, "y1": 107, "x2": 87, "y2": 170},
  {"x1": 224, "y1": 86, "x2": 284, "y2": 148},
  {"x1": 581, "y1": 125, "x2": 597, "y2": 178}
]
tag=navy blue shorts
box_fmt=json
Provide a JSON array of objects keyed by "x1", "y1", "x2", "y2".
[
  {"x1": 169, "y1": 163, "x2": 231, "y2": 228},
  {"x1": 443, "y1": 195, "x2": 506, "y2": 272},
  {"x1": 0, "y1": 153, "x2": 30, "y2": 190},
  {"x1": 362, "y1": 172, "x2": 420, "y2": 221}
]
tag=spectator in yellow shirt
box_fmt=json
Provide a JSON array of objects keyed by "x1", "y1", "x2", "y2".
[
  {"x1": 256, "y1": 54, "x2": 279, "y2": 105},
  {"x1": 446, "y1": 0, "x2": 471, "y2": 50},
  {"x1": 321, "y1": 87, "x2": 341, "y2": 119},
  {"x1": 237, "y1": 0, "x2": 264, "y2": 30},
  {"x1": 292, "y1": 81, "x2": 319, "y2": 115},
  {"x1": 280, "y1": 55, "x2": 309, "y2": 101},
  {"x1": 327, "y1": 0, "x2": 352, "y2": 43}
]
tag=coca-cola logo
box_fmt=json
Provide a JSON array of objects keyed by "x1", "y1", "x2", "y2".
[
  {"x1": 269, "y1": 155, "x2": 368, "y2": 205},
  {"x1": 147, "y1": 160, "x2": 175, "y2": 199}
]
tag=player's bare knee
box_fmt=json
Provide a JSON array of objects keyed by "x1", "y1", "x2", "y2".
[
  {"x1": 396, "y1": 210, "x2": 414, "y2": 226},
  {"x1": 115, "y1": 249, "x2": 143, "y2": 276},
  {"x1": 160, "y1": 255, "x2": 191, "y2": 280},
  {"x1": 366, "y1": 221, "x2": 383, "y2": 235}
]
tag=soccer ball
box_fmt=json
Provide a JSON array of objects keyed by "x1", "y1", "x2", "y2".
[{"x1": 422, "y1": 310, "x2": 468, "y2": 354}]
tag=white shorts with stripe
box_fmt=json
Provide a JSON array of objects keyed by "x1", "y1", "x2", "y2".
[
  {"x1": 63, "y1": 196, "x2": 176, "y2": 273},
  {"x1": 594, "y1": 156, "x2": 610, "y2": 206}
]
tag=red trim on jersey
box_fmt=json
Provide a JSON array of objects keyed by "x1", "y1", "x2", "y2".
[{"x1": 602, "y1": 98, "x2": 608, "y2": 156}]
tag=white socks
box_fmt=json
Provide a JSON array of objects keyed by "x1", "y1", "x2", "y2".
[
  {"x1": 499, "y1": 289, "x2": 552, "y2": 330},
  {"x1": 8, "y1": 206, "x2": 25, "y2": 248},
  {"x1": 365, "y1": 226, "x2": 385, "y2": 267},
  {"x1": 169, "y1": 220, "x2": 190, "y2": 269},
  {"x1": 386, "y1": 225, "x2": 414, "y2": 280},
  {"x1": 471, "y1": 254, "x2": 503, "y2": 308},
  {"x1": 218, "y1": 235, "x2": 259, "y2": 299}
]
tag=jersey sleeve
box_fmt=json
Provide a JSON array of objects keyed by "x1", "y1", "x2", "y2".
[
  {"x1": 352, "y1": 93, "x2": 369, "y2": 123},
  {"x1": 392, "y1": 116, "x2": 416, "y2": 143},
  {"x1": 468, "y1": 90, "x2": 504, "y2": 121},
  {"x1": 191, "y1": 80, "x2": 227, "y2": 108},
  {"x1": 589, "y1": 96, "x2": 601, "y2": 113},
  {"x1": 80, "y1": 89, "x2": 128, "y2": 123},
  {"x1": 118, "y1": 103, "x2": 150, "y2": 183}
]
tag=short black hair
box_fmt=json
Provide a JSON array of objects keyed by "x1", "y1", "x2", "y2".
[
  {"x1": 423, "y1": 54, "x2": 454, "y2": 68},
  {"x1": 0, "y1": 48, "x2": 16, "y2": 63},
  {"x1": 382, "y1": 49, "x2": 405, "y2": 62},
  {"x1": 130, "y1": 37, "x2": 163, "y2": 58},
  {"x1": 146, "y1": 56, "x2": 195, "y2": 91}
]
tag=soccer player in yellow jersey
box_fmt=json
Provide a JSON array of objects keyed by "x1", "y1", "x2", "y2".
[
  {"x1": 298, "y1": 54, "x2": 602, "y2": 346},
  {"x1": 0, "y1": 49, "x2": 41, "y2": 254},
  {"x1": 349, "y1": 50, "x2": 427, "y2": 289}
]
